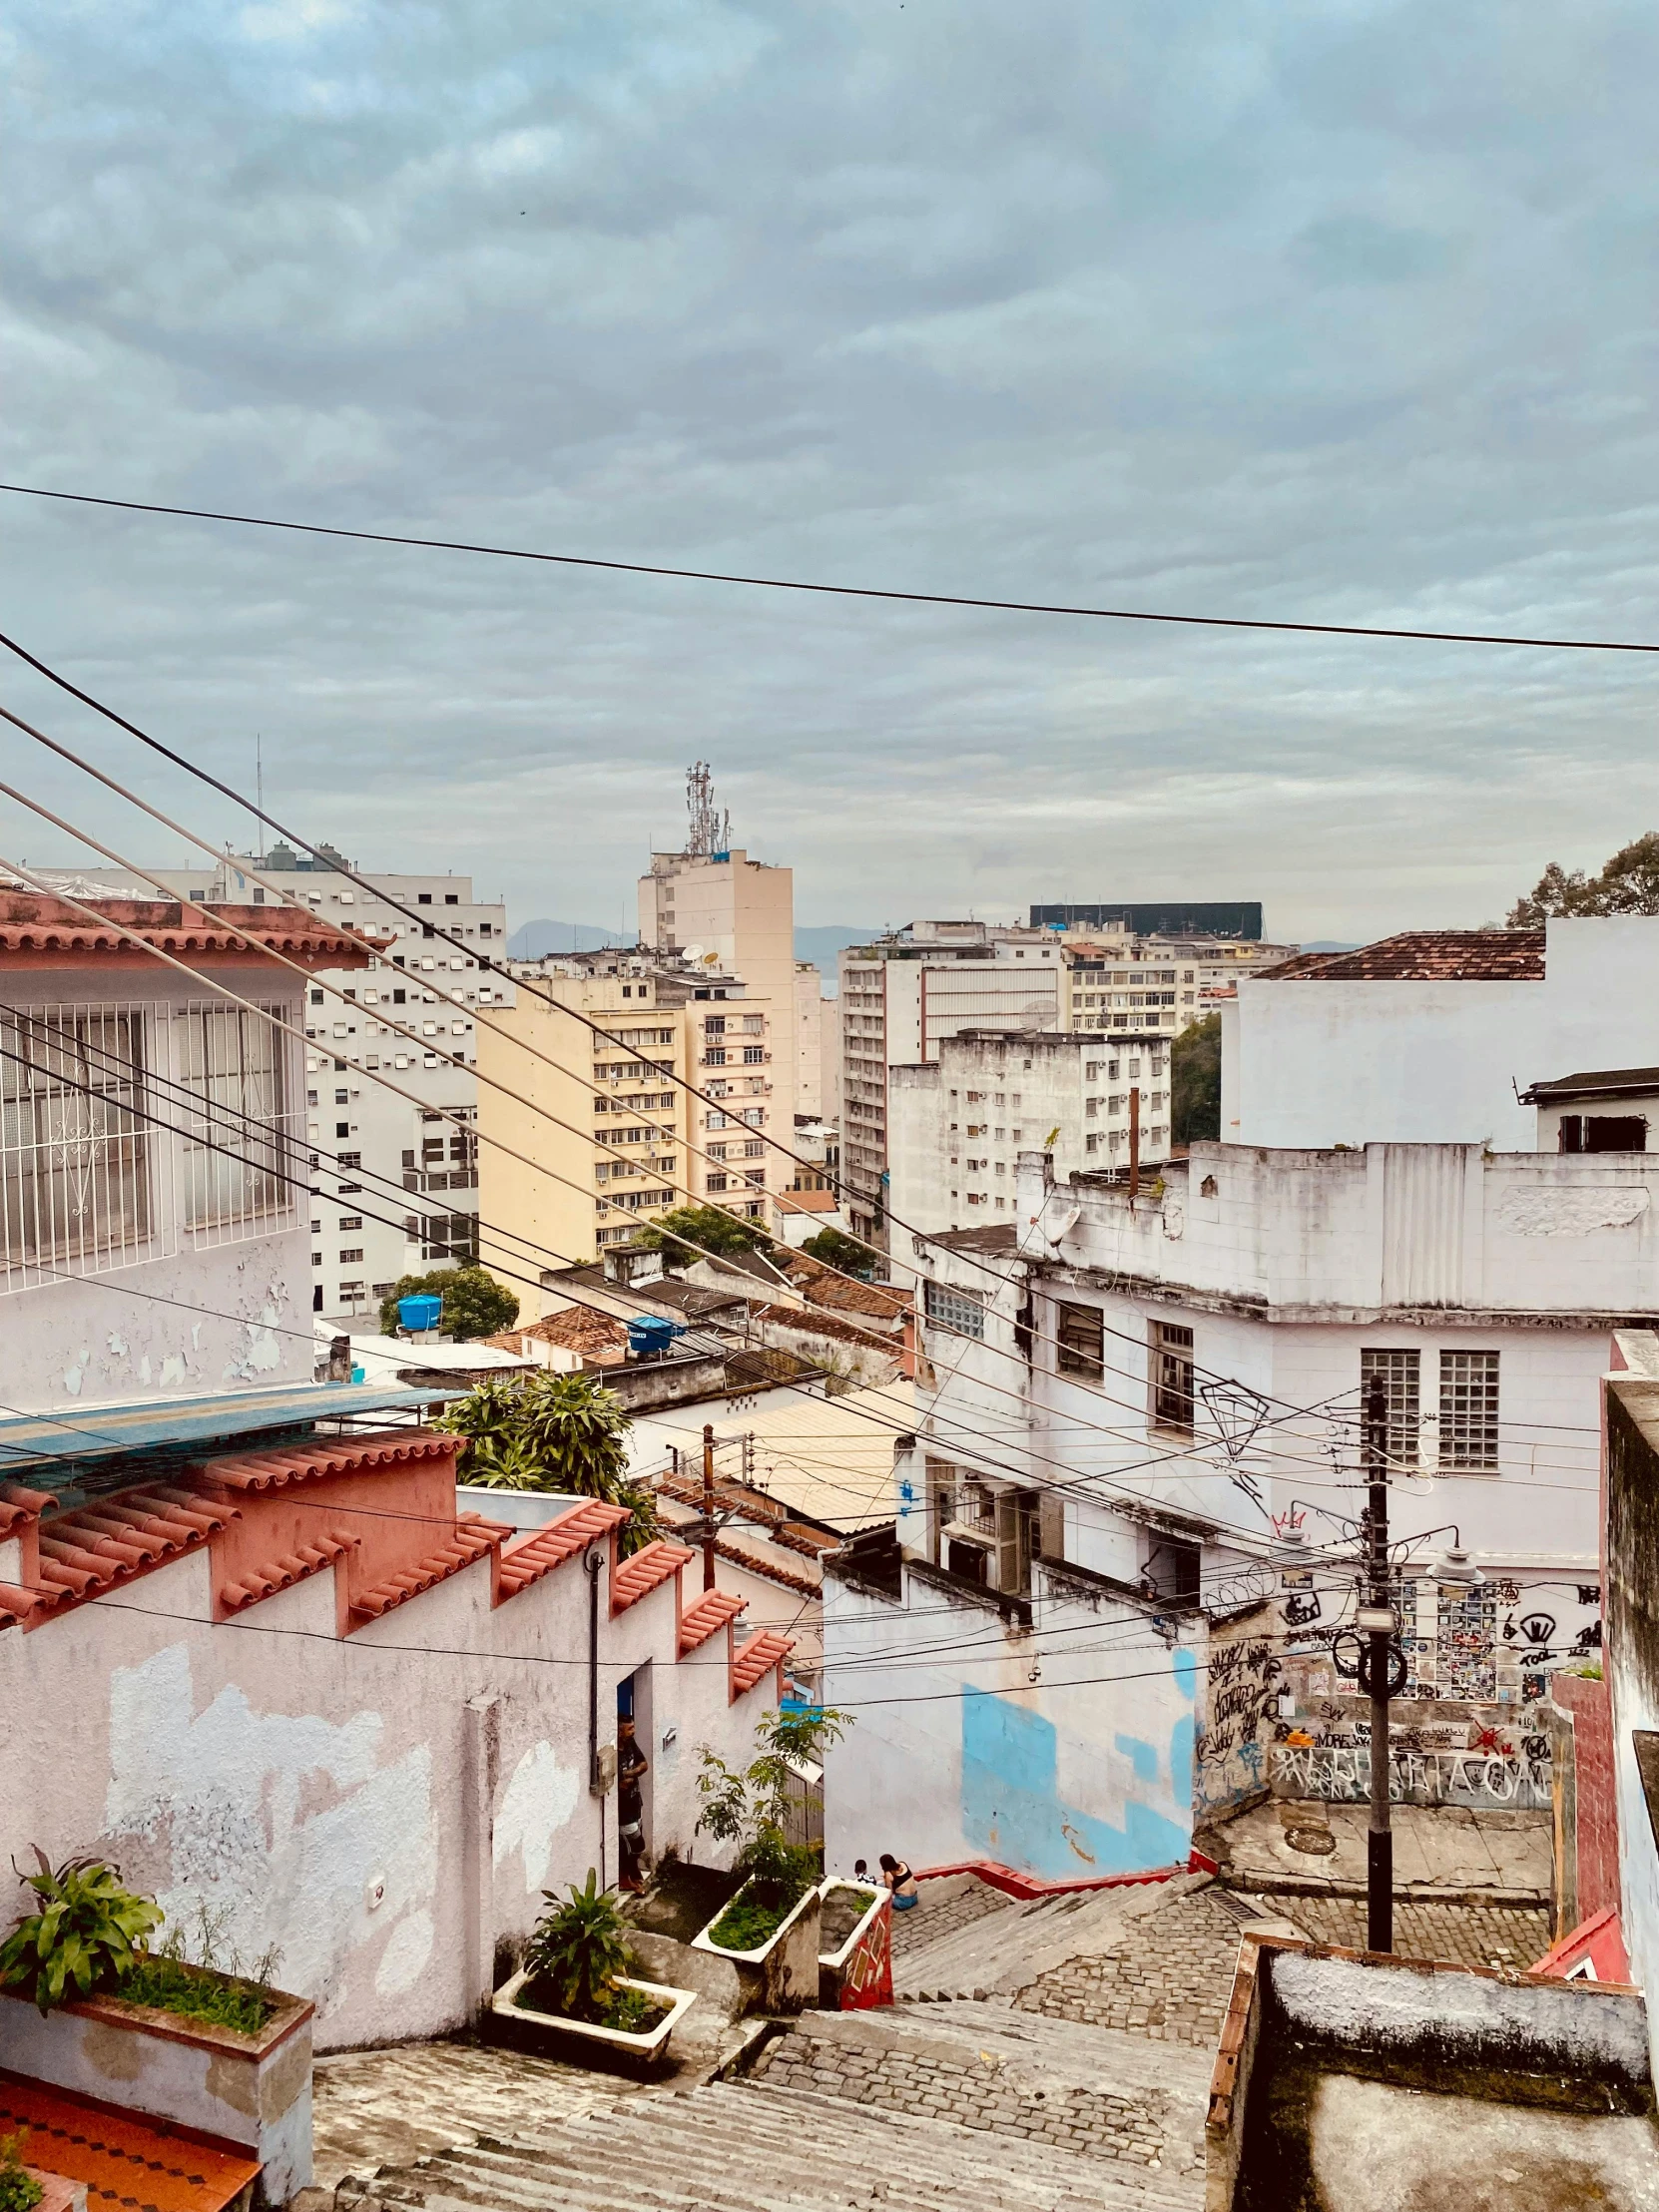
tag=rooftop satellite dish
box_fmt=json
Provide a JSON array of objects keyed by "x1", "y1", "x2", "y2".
[{"x1": 683, "y1": 942, "x2": 706, "y2": 963}]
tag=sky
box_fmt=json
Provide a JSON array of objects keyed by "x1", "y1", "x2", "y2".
[{"x1": 3, "y1": 0, "x2": 1658, "y2": 946}]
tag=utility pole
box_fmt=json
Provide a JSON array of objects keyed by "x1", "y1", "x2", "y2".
[
  {"x1": 702, "y1": 1421, "x2": 718, "y2": 1592},
  {"x1": 1361, "y1": 1373, "x2": 1393, "y2": 1952}
]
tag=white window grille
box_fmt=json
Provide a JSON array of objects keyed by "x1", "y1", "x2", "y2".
[
  {"x1": 178, "y1": 1003, "x2": 298, "y2": 1242},
  {"x1": 1361, "y1": 1347, "x2": 1420, "y2": 1470},
  {"x1": 0, "y1": 1004, "x2": 157, "y2": 1286},
  {"x1": 1439, "y1": 1351, "x2": 1500, "y2": 1470}
]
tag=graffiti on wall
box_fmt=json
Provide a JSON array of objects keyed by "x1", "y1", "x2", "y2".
[
  {"x1": 1194, "y1": 1611, "x2": 1281, "y2": 1811},
  {"x1": 1272, "y1": 1741, "x2": 1551, "y2": 1812}
]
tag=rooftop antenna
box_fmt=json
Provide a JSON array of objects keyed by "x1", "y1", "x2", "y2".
[
  {"x1": 255, "y1": 734, "x2": 265, "y2": 863},
  {"x1": 686, "y1": 762, "x2": 731, "y2": 857}
]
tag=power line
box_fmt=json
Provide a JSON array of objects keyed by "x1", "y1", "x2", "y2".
[{"x1": 4, "y1": 480, "x2": 1657, "y2": 654}]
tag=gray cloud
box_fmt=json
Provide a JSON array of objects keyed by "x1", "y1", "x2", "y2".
[{"x1": 3, "y1": 0, "x2": 1658, "y2": 944}]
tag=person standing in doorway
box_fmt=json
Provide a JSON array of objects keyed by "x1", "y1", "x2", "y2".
[{"x1": 617, "y1": 1717, "x2": 649, "y2": 1893}]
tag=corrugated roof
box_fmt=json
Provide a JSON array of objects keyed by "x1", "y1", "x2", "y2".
[
  {"x1": 629, "y1": 1381, "x2": 914, "y2": 1532},
  {"x1": 0, "y1": 1382, "x2": 456, "y2": 1476},
  {"x1": 0, "y1": 891, "x2": 379, "y2": 967},
  {"x1": 927, "y1": 1223, "x2": 1019, "y2": 1255},
  {"x1": 1259, "y1": 930, "x2": 1546, "y2": 982},
  {"x1": 1521, "y1": 1066, "x2": 1659, "y2": 1105}
]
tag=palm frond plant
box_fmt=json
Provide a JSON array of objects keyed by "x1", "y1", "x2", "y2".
[
  {"x1": 440, "y1": 1373, "x2": 657, "y2": 1551},
  {"x1": 0, "y1": 1853, "x2": 164, "y2": 2014},
  {"x1": 520, "y1": 1870, "x2": 642, "y2": 2027}
]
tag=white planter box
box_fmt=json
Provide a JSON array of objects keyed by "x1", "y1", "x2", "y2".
[
  {"x1": 691, "y1": 1880, "x2": 823, "y2": 2013},
  {"x1": 0, "y1": 1977, "x2": 312, "y2": 2206},
  {"x1": 488, "y1": 1970, "x2": 696, "y2": 2065},
  {"x1": 817, "y1": 1880, "x2": 891, "y2": 2011}
]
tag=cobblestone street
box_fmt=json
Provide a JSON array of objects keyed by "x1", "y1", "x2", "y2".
[
  {"x1": 752, "y1": 2027, "x2": 1172, "y2": 2171},
  {"x1": 1013, "y1": 1888, "x2": 1245, "y2": 2046},
  {"x1": 1268, "y1": 1893, "x2": 1552, "y2": 1971}
]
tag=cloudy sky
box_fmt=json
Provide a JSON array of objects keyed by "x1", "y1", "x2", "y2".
[{"x1": 3, "y1": 0, "x2": 1657, "y2": 945}]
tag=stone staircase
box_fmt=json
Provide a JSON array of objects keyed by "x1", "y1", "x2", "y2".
[{"x1": 313, "y1": 1876, "x2": 1220, "y2": 2212}]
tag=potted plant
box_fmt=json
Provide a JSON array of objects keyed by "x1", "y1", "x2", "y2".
[
  {"x1": 817, "y1": 1877, "x2": 891, "y2": 2011},
  {"x1": 490, "y1": 1870, "x2": 696, "y2": 2067},
  {"x1": 689, "y1": 1708, "x2": 848, "y2": 2012},
  {"x1": 0, "y1": 1858, "x2": 314, "y2": 2205}
]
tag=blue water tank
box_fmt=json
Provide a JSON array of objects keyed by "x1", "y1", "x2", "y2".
[
  {"x1": 627, "y1": 1315, "x2": 684, "y2": 1359},
  {"x1": 398, "y1": 1293, "x2": 443, "y2": 1334}
]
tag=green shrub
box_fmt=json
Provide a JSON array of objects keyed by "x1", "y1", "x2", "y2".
[
  {"x1": 0, "y1": 2135, "x2": 42, "y2": 2212},
  {"x1": 521, "y1": 1869, "x2": 632, "y2": 2026},
  {"x1": 119, "y1": 1910, "x2": 279, "y2": 2036},
  {"x1": 0, "y1": 1853, "x2": 164, "y2": 2013},
  {"x1": 378, "y1": 1265, "x2": 518, "y2": 1341},
  {"x1": 438, "y1": 1373, "x2": 659, "y2": 1554}
]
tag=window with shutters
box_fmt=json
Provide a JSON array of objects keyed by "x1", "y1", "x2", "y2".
[
  {"x1": 1057, "y1": 1300, "x2": 1104, "y2": 1380},
  {"x1": 1438, "y1": 1351, "x2": 1499, "y2": 1470},
  {"x1": 1360, "y1": 1348, "x2": 1420, "y2": 1469},
  {"x1": 1150, "y1": 1320, "x2": 1195, "y2": 1434}
]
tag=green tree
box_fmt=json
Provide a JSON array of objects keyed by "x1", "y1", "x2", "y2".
[
  {"x1": 1508, "y1": 832, "x2": 1659, "y2": 925},
  {"x1": 1171, "y1": 1012, "x2": 1222, "y2": 1145},
  {"x1": 436, "y1": 1372, "x2": 659, "y2": 1554},
  {"x1": 377, "y1": 1265, "x2": 519, "y2": 1341},
  {"x1": 631, "y1": 1204, "x2": 774, "y2": 1263},
  {"x1": 798, "y1": 1226, "x2": 879, "y2": 1278}
]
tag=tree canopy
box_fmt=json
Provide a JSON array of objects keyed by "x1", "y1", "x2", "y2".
[
  {"x1": 798, "y1": 1225, "x2": 878, "y2": 1278},
  {"x1": 1508, "y1": 832, "x2": 1659, "y2": 925},
  {"x1": 1171, "y1": 1012, "x2": 1222, "y2": 1145},
  {"x1": 631, "y1": 1204, "x2": 775, "y2": 1262},
  {"x1": 377, "y1": 1265, "x2": 519, "y2": 1341},
  {"x1": 436, "y1": 1371, "x2": 659, "y2": 1553}
]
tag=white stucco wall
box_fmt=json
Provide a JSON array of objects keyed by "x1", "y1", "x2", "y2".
[
  {"x1": 1231, "y1": 916, "x2": 1659, "y2": 1151},
  {"x1": 0, "y1": 1535, "x2": 768, "y2": 2051}
]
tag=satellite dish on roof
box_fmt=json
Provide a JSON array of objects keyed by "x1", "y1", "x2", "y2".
[{"x1": 683, "y1": 942, "x2": 706, "y2": 963}]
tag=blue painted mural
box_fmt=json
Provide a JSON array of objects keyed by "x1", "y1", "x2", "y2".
[{"x1": 959, "y1": 1661, "x2": 1195, "y2": 1879}]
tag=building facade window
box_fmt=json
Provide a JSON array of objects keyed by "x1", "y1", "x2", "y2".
[
  {"x1": 923, "y1": 1278, "x2": 985, "y2": 1340},
  {"x1": 1056, "y1": 1300, "x2": 1105, "y2": 1381},
  {"x1": 0, "y1": 1006, "x2": 152, "y2": 1277},
  {"x1": 179, "y1": 1004, "x2": 292, "y2": 1233},
  {"x1": 1361, "y1": 1347, "x2": 1420, "y2": 1469},
  {"x1": 1439, "y1": 1350, "x2": 1500, "y2": 1470},
  {"x1": 1150, "y1": 1320, "x2": 1195, "y2": 1434}
]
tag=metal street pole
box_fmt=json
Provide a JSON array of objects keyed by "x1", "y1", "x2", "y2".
[
  {"x1": 1362, "y1": 1374, "x2": 1393, "y2": 1952},
  {"x1": 703, "y1": 1421, "x2": 718, "y2": 1592}
]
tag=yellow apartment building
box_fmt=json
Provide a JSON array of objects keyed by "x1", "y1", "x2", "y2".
[{"x1": 477, "y1": 951, "x2": 781, "y2": 1280}]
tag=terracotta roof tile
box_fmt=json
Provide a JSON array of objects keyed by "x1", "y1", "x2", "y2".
[
  {"x1": 1259, "y1": 930, "x2": 1546, "y2": 982},
  {"x1": 610, "y1": 1536, "x2": 696, "y2": 1614},
  {"x1": 17, "y1": 1486, "x2": 237, "y2": 1621},
  {"x1": 349, "y1": 1512, "x2": 505, "y2": 1625},
  {"x1": 193, "y1": 1430, "x2": 459, "y2": 1493},
  {"x1": 752, "y1": 1302, "x2": 896, "y2": 1350},
  {"x1": 731, "y1": 1627, "x2": 795, "y2": 1695},
  {"x1": 713, "y1": 1537, "x2": 820, "y2": 1598},
  {"x1": 219, "y1": 1531, "x2": 358, "y2": 1615},
  {"x1": 780, "y1": 1258, "x2": 911, "y2": 1321},
  {"x1": 0, "y1": 891, "x2": 379, "y2": 969},
  {"x1": 494, "y1": 1498, "x2": 631, "y2": 1598},
  {"x1": 679, "y1": 1587, "x2": 747, "y2": 1654}
]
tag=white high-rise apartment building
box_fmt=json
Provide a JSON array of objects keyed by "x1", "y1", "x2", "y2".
[
  {"x1": 44, "y1": 845, "x2": 508, "y2": 1322},
  {"x1": 838, "y1": 922, "x2": 1065, "y2": 1246}
]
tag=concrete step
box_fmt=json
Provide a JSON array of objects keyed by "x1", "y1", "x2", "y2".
[
  {"x1": 340, "y1": 2071, "x2": 1204, "y2": 2212},
  {"x1": 892, "y1": 1877, "x2": 1208, "y2": 2001}
]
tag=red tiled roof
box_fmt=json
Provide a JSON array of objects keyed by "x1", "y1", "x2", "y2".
[
  {"x1": 679, "y1": 1588, "x2": 746, "y2": 1654},
  {"x1": 494, "y1": 1498, "x2": 630, "y2": 1598},
  {"x1": 12, "y1": 1486, "x2": 237, "y2": 1624},
  {"x1": 713, "y1": 1537, "x2": 820, "y2": 1598},
  {"x1": 348, "y1": 1511, "x2": 507, "y2": 1625},
  {"x1": 218, "y1": 1530, "x2": 358, "y2": 1616},
  {"x1": 1259, "y1": 930, "x2": 1546, "y2": 982},
  {"x1": 610, "y1": 1536, "x2": 696, "y2": 1615},
  {"x1": 752, "y1": 1302, "x2": 894, "y2": 1350},
  {"x1": 0, "y1": 892, "x2": 379, "y2": 969},
  {"x1": 732, "y1": 1627, "x2": 795, "y2": 1695},
  {"x1": 780, "y1": 1258, "x2": 910, "y2": 1322},
  {"x1": 193, "y1": 1431, "x2": 460, "y2": 1493},
  {"x1": 776, "y1": 1187, "x2": 839, "y2": 1214}
]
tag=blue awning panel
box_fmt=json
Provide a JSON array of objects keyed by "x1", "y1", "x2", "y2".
[{"x1": 0, "y1": 1380, "x2": 459, "y2": 1474}]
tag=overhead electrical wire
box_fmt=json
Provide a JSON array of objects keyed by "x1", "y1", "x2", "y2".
[{"x1": 4, "y1": 480, "x2": 1657, "y2": 654}]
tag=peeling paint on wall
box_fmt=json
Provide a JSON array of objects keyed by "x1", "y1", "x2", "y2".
[
  {"x1": 102, "y1": 1644, "x2": 437, "y2": 2020},
  {"x1": 959, "y1": 1684, "x2": 1189, "y2": 1879},
  {"x1": 493, "y1": 1741, "x2": 581, "y2": 1896}
]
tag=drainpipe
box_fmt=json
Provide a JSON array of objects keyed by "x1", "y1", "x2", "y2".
[{"x1": 586, "y1": 1548, "x2": 606, "y2": 1890}]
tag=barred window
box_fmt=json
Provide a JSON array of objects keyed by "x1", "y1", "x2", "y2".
[
  {"x1": 1057, "y1": 1300, "x2": 1105, "y2": 1381},
  {"x1": 1439, "y1": 1351, "x2": 1500, "y2": 1470},
  {"x1": 1360, "y1": 1348, "x2": 1420, "y2": 1470},
  {"x1": 0, "y1": 1007, "x2": 152, "y2": 1272},
  {"x1": 924, "y1": 1278, "x2": 985, "y2": 1341},
  {"x1": 179, "y1": 1006, "x2": 291, "y2": 1229}
]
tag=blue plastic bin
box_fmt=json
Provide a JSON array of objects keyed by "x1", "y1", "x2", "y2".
[{"x1": 397, "y1": 1293, "x2": 443, "y2": 1334}]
